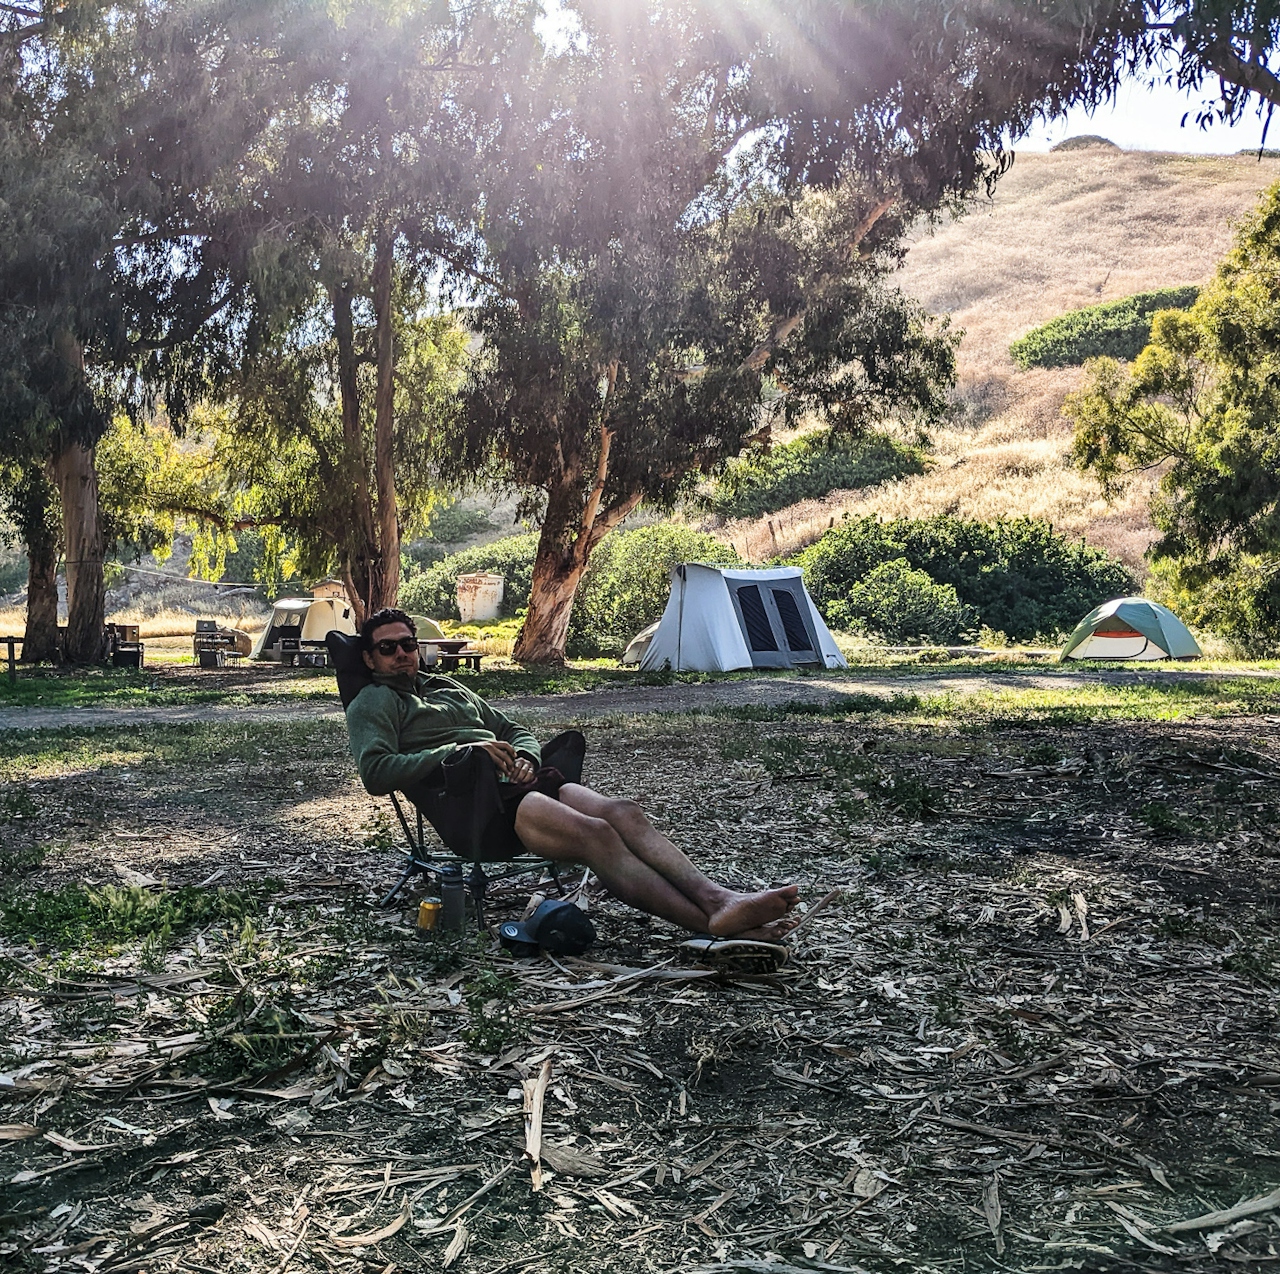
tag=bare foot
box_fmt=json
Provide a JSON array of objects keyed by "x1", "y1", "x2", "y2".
[{"x1": 706, "y1": 885, "x2": 799, "y2": 937}]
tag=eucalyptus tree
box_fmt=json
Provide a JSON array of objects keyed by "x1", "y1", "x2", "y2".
[
  {"x1": 0, "y1": 0, "x2": 320, "y2": 660},
  {"x1": 440, "y1": 0, "x2": 1110, "y2": 663},
  {"x1": 202, "y1": 0, "x2": 529, "y2": 622},
  {"x1": 1066, "y1": 184, "x2": 1280, "y2": 649}
]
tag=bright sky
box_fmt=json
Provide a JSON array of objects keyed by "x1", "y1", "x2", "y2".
[
  {"x1": 1015, "y1": 75, "x2": 1273, "y2": 154},
  {"x1": 536, "y1": 2, "x2": 1273, "y2": 156}
]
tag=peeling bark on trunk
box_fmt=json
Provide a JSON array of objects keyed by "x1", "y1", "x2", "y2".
[
  {"x1": 371, "y1": 230, "x2": 400, "y2": 613},
  {"x1": 514, "y1": 544, "x2": 591, "y2": 665},
  {"x1": 21, "y1": 474, "x2": 60, "y2": 664},
  {"x1": 52, "y1": 439, "x2": 105, "y2": 664},
  {"x1": 514, "y1": 420, "x2": 643, "y2": 663}
]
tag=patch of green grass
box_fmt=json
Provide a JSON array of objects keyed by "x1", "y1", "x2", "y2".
[
  {"x1": 197, "y1": 987, "x2": 317, "y2": 1081},
  {"x1": 0, "y1": 881, "x2": 273, "y2": 948},
  {"x1": 1023, "y1": 741, "x2": 1063, "y2": 765},
  {"x1": 0, "y1": 667, "x2": 255, "y2": 709},
  {"x1": 1139, "y1": 800, "x2": 1199, "y2": 839},
  {"x1": 0, "y1": 786, "x2": 45, "y2": 876},
  {"x1": 462, "y1": 965, "x2": 526, "y2": 1054},
  {"x1": 1223, "y1": 938, "x2": 1280, "y2": 986},
  {"x1": 0, "y1": 718, "x2": 347, "y2": 781},
  {"x1": 1155, "y1": 914, "x2": 1231, "y2": 945},
  {"x1": 913, "y1": 678, "x2": 1280, "y2": 725},
  {"x1": 720, "y1": 729, "x2": 945, "y2": 824},
  {"x1": 876, "y1": 772, "x2": 946, "y2": 820}
]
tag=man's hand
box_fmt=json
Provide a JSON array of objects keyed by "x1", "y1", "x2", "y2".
[{"x1": 474, "y1": 740, "x2": 535, "y2": 783}]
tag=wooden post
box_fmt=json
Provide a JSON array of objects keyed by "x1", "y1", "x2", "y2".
[{"x1": 5, "y1": 636, "x2": 15, "y2": 685}]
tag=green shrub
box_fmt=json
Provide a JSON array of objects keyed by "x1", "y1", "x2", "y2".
[
  {"x1": 398, "y1": 533, "x2": 539, "y2": 621},
  {"x1": 830, "y1": 558, "x2": 974, "y2": 643},
  {"x1": 425, "y1": 501, "x2": 495, "y2": 545},
  {"x1": 1148, "y1": 553, "x2": 1280, "y2": 656},
  {"x1": 0, "y1": 550, "x2": 27, "y2": 594},
  {"x1": 1009, "y1": 286, "x2": 1199, "y2": 369},
  {"x1": 402, "y1": 506, "x2": 502, "y2": 582},
  {"x1": 795, "y1": 515, "x2": 1133, "y2": 643},
  {"x1": 0, "y1": 882, "x2": 264, "y2": 947},
  {"x1": 567, "y1": 524, "x2": 741, "y2": 657},
  {"x1": 710, "y1": 429, "x2": 926, "y2": 520}
]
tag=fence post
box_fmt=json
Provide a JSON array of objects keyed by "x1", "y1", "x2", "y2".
[{"x1": 6, "y1": 636, "x2": 15, "y2": 685}]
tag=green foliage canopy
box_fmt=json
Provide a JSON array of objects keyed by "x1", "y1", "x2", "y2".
[
  {"x1": 566, "y1": 525, "x2": 742, "y2": 658},
  {"x1": 397, "y1": 523, "x2": 742, "y2": 658},
  {"x1": 709, "y1": 429, "x2": 927, "y2": 521},
  {"x1": 795, "y1": 515, "x2": 1133, "y2": 642},
  {"x1": 834, "y1": 558, "x2": 975, "y2": 644},
  {"x1": 210, "y1": 309, "x2": 469, "y2": 597},
  {"x1": 1010, "y1": 287, "x2": 1201, "y2": 369},
  {"x1": 398, "y1": 534, "x2": 541, "y2": 622},
  {"x1": 1066, "y1": 181, "x2": 1280, "y2": 650}
]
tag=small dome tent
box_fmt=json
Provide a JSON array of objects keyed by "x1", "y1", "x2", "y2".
[
  {"x1": 639, "y1": 563, "x2": 847, "y2": 672},
  {"x1": 1061, "y1": 597, "x2": 1202, "y2": 662}
]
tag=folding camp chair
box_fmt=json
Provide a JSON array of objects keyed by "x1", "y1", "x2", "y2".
[{"x1": 325, "y1": 630, "x2": 576, "y2": 924}]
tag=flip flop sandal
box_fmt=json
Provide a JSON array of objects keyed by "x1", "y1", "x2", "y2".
[{"x1": 679, "y1": 934, "x2": 790, "y2": 973}]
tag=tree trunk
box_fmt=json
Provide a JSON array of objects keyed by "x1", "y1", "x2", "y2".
[
  {"x1": 331, "y1": 280, "x2": 380, "y2": 624},
  {"x1": 371, "y1": 229, "x2": 400, "y2": 612},
  {"x1": 513, "y1": 537, "x2": 591, "y2": 665},
  {"x1": 51, "y1": 439, "x2": 105, "y2": 664},
  {"x1": 19, "y1": 467, "x2": 61, "y2": 664},
  {"x1": 513, "y1": 434, "x2": 643, "y2": 664}
]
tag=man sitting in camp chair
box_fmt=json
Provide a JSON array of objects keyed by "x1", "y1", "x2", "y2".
[{"x1": 345, "y1": 608, "x2": 799, "y2": 939}]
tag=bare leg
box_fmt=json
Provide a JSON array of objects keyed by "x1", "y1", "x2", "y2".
[
  {"x1": 514, "y1": 792, "x2": 714, "y2": 932},
  {"x1": 555, "y1": 784, "x2": 799, "y2": 937}
]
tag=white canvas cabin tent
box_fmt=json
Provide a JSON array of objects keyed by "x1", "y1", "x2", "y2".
[
  {"x1": 1061, "y1": 597, "x2": 1202, "y2": 661},
  {"x1": 251, "y1": 592, "x2": 357, "y2": 660},
  {"x1": 638, "y1": 564, "x2": 847, "y2": 672}
]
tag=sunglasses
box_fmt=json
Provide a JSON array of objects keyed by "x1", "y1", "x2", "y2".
[{"x1": 373, "y1": 637, "x2": 419, "y2": 655}]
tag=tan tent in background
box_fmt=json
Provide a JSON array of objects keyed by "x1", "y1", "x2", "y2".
[{"x1": 251, "y1": 591, "x2": 356, "y2": 660}]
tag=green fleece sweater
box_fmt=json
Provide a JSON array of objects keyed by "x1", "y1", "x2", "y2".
[{"x1": 345, "y1": 672, "x2": 541, "y2": 801}]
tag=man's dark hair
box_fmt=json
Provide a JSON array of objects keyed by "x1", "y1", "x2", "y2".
[{"x1": 361, "y1": 607, "x2": 416, "y2": 649}]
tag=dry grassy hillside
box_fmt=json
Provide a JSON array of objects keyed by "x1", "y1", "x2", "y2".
[{"x1": 728, "y1": 148, "x2": 1280, "y2": 570}]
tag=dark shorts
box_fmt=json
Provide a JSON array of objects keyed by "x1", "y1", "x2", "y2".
[{"x1": 412, "y1": 731, "x2": 585, "y2": 862}]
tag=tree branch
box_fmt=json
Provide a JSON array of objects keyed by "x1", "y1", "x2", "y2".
[
  {"x1": 573, "y1": 418, "x2": 614, "y2": 567},
  {"x1": 430, "y1": 244, "x2": 525, "y2": 309},
  {"x1": 594, "y1": 488, "x2": 644, "y2": 537},
  {"x1": 127, "y1": 290, "x2": 235, "y2": 353},
  {"x1": 735, "y1": 197, "x2": 895, "y2": 375},
  {"x1": 0, "y1": 18, "x2": 46, "y2": 42},
  {"x1": 1201, "y1": 40, "x2": 1280, "y2": 108}
]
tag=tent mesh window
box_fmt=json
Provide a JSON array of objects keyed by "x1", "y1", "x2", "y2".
[
  {"x1": 736, "y1": 585, "x2": 779, "y2": 652},
  {"x1": 772, "y1": 588, "x2": 814, "y2": 653}
]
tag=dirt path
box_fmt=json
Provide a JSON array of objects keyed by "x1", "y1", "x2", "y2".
[{"x1": 2, "y1": 664, "x2": 1275, "y2": 732}]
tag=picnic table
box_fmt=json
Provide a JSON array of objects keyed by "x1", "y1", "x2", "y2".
[{"x1": 425, "y1": 638, "x2": 483, "y2": 672}]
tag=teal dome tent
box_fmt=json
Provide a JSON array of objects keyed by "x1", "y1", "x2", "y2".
[{"x1": 1060, "y1": 597, "x2": 1202, "y2": 661}]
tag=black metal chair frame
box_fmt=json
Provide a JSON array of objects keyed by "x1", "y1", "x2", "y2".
[{"x1": 379, "y1": 790, "x2": 562, "y2": 926}]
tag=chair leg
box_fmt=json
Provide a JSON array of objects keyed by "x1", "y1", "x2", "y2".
[
  {"x1": 380, "y1": 859, "x2": 422, "y2": 908},
  {"x1": 466, "y1": 863, "x2": 490, "y2": 929}
]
